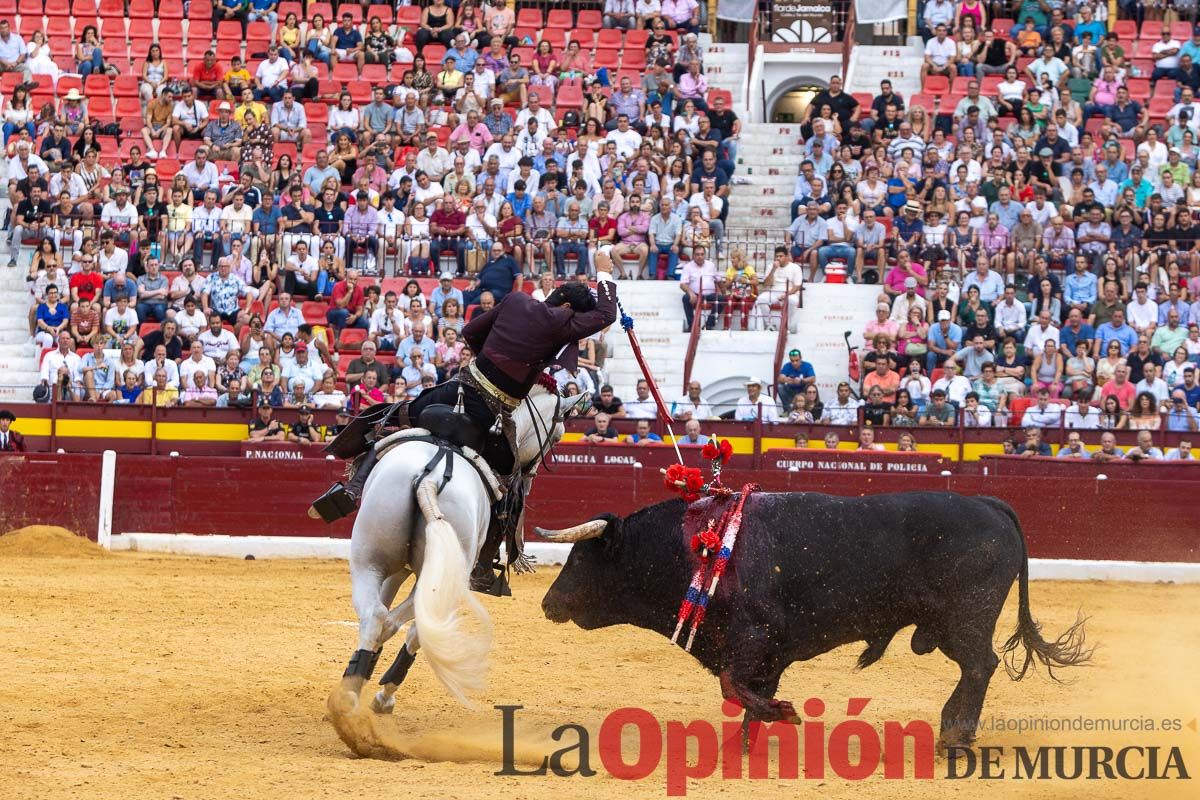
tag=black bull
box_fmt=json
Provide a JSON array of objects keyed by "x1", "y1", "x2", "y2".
[{"x1": 540, "y1": 491, "x2": 1091, "y2": 744}]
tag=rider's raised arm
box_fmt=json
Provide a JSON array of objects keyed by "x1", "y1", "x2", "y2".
[
  {"x1": 462, "y1": 300, "x2": 500, "y2": 354},
  {"x1": 559, "y1": 278, "x2": 618, "y2": 343}
]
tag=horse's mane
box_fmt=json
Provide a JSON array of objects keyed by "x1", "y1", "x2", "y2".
[{"x1": 531, "y1": 372, "x2": 560, "y2": 396}]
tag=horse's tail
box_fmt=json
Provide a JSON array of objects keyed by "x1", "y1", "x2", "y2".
[
  {"x1": 412, "y1": 477, "x2": 493, "y2": 707},
  {"x1": 994, "y1": 499, "x2": 1093, "y2": 681}
]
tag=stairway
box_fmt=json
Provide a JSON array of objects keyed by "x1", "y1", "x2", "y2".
[
  {"x1": 845, "y1": 42, "x2": 925, "y2": 101},
  {"x1": 603, "y1": 281, "x2": 688, "y2": 400},
  {"x1": 726, "y1": 121, "x2": 806, "y2": 249},
  {"x1": 698, "y1": 35, "x2": 747, "y2": 110},
  {"x1": 0, "y1": 255, "x2": 38, "y2": 405}
]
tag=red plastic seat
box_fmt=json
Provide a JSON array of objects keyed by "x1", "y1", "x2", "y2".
[
  {"x1": 923, "y1": 74, "x2": 949, "y2": 94},
  {"x1": 597, "y1": 29, "x2": 623, "y2": 49},
  {"x1": 395, "y1": 6, "x2": 419, "y2": 27},
  {"x1": 577, "y1": 9, "x2": 601, "y2": 29},
  {"x1": 366, "y1": 4, "x2": 392, "y2": 23},
  {"x1": 17, "y1": 0, "x2": 42, "y2": 17},
  {"x1": 516, "y1": 8, "x2": 542, "y2": 28},
  {"x1": 546, "y1": 8, "x2": 572, "y2": 31},
  {"x1": 555, "y1": 82, "x2": 584, "y2": 111},
  {"x1": 337, "y1": 327, "x2": 368, "y2": 350}
]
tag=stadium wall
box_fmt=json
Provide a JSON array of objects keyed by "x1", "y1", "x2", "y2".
[{"x1": 2, "y1": 452, "x2": 1197, "y2": 569}]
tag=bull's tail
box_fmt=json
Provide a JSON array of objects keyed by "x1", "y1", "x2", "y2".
[
  {"x1": 995, "y1": 500, "x2": 1093, "y2": 681},
  {"x1": 412, "y1": 477, "x2": 493, "y2": 707}
]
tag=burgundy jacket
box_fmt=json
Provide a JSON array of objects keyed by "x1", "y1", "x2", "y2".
[{"x1": 464, "y1": 282, "x2": 617, "y2": 398}]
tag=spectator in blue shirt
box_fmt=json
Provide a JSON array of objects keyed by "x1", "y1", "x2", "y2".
[
  {"x1": 927, "y1": 310, "x2": 963, "y2": 372},
  {"x1": 1094, "y1": 308, "x2": 1139, "y2": 356},
  {"x1": 1166, "y1": 390, "x2": 1200, "y2": 431},
  {"x1": 777, "y1": 348, "x2": 816, "y2": 409},
  {"x1": 431, "y1": 273, "x2": 465, "y2": 317},
  {"x1": 1063, "y1": 260, "x2": 1097, "y2": 316},
  {"x1": 626, "y1": 419, "x2": 664, "y2": 445}
]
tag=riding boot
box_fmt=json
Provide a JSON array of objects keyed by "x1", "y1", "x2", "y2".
[{"x1": 307, "y1": 447, "x2": 380, "y2": 523}]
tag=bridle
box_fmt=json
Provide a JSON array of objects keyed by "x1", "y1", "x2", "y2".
[{"x1": 521, "y1": 388, "x2": 589, "y2": 475}]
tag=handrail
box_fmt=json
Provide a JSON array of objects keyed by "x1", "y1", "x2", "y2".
[
  {"x1": 680, "y1": 295, "x2": 706, "y2": 394},
  {"x1": 841, "y1": 2, "x2": 857, "y2": 77},
  {"x1": 769, "y1": 280, "x2": 792, "y2": 400},
  {"x1": 745, "y1": 2, "x2": 760, "y2": 117}
]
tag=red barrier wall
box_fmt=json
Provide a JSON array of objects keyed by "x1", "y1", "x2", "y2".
[{"x1": 2, "y1": 452, "x2": 1197, "y2": 563}]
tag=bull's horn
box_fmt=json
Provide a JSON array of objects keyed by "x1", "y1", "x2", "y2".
[{"x1": 534, "y1": 520, "x2": 607, "y2": 543}]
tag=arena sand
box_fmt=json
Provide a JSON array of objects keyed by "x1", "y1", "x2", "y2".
[{"x1": 0, "y1": 531, "x2": 1197, "y2": 800}]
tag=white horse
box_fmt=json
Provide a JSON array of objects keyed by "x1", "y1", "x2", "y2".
[{"x1": 332, "y1": 383, "x2": 588, "y2": 717}]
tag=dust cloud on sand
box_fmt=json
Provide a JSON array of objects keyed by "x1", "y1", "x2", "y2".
[{"x1": 0, "y1": 548, "x2": 1196, "y2": 800}]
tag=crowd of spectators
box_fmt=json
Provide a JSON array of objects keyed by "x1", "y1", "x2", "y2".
[{"x1": 3, "y1": 1, "x2": 761, "y2": 414}]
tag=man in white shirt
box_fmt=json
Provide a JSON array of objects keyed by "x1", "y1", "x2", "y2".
[
  {"x1": 1022, "y1": 388, "x2": 1063, "y2": 427},
  {"x1": 678, "y1": 245, "x2": 719, "y2": 331},
  {"x1": 1063, "y1": 392, "x2": 1100, "y2": 429},
  {"x1": 415, "y1": 132, "x2": 454, "y2": 180},
  {"x1": 1151, "y1": 29, "x2": 1182, "y2": 83},
  {"x1": 820, "y1": 381, "x2": 861, "y2": 425},
  {"x1": 1023, "y1": 309, "x2": 1059, "y2": 353},
  {"x1": 735, "y1": 378, "x2": 781, "y2": 423},
  {"x1": 369, "y1": 291, "x2": 405, "y2": 350},
  {"x1": 514, "y1": 93, "x2": 555, "y2": 136},
  {"x1": 1126, "y1": 283, "x2": 1159, "y2": 335},
  {"x1": 179, "y1": 149, "x2": 220, "y2": 201},
  {"x1": 753, "y1": 247, "x2": 803, "y2": 332},
  {"x1": 97, "y1": 235, "x2": 130, "y2": 276},
  {"x1": 196, "y1": 313, "x2": 239, "y2": 360},
  {"x1": 922, "y1": 25, "x2": 957, "y2": 82},
  {"x1": 179, "y1": 340, "x2": 217, "y2": 390},
  {"x1": 282, "y1": 342, "x2": 326, "y2": 393},
  {"x1": 255, "y1": 45, "x2": 291, "y2": 103},
  {"x1": 1134, "y1": 363, "x2": 1170, "y2": 405},
  {"x1": 143, "y1": 345, "x2": 181, "y2": 388},
  {"x1": 672, "y1": 380, "x2": 713, "y2": 421},
  {"x1": 993, "y1": 285, "x2": 1028, "y2": 339},
  {"x1": 624, "y1": 379, "x2": 659, "y2": 419},
  {"x1": 283, "y1": 241, "x2": 320, "y2": 298},
  {"x1": 39, "y1": 331, "x2": 84, "y2": 399},
  {"x1": 171, "y1": 85, "x2": 209, "y2": 147},
  {"x1": 605, "y1": 114, "x2": 643, "y2": 160},
  {"x1": 931, "y1": 359, "x2": 972, "y2": 406}
]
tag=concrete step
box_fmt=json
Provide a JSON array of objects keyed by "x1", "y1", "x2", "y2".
[{"x1": 0, "y1": 343, "x2": 35, "y2": 358}]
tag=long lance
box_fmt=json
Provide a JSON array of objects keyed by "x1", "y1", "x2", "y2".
[{"x1": 616, "y1": 297, "x2": 684, "y2": 464}]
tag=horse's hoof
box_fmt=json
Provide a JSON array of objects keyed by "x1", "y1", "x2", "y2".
[{"x1": 371, "y1": 691, "x2": 396, "y2": 715}]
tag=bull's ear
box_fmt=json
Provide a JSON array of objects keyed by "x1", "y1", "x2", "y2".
[{"x1": 589, "y1": 513, "x2": 623, "y2": 554}]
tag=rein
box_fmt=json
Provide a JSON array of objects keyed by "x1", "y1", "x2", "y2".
[{"x1": 522, "y1": 388, "x2": 564, "y2": 475}]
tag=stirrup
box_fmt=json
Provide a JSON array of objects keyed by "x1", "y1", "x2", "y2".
[{"x1": 308, "y1": 482, "x2": 359, "y2": 523}]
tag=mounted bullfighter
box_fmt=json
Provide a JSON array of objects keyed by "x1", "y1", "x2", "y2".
[
  {"x1": 540, "y1": 491, "x2": 1091, "y2": 746},
  {"x1": 325, "y1": 275, "x2": 616, "y2": 749}
]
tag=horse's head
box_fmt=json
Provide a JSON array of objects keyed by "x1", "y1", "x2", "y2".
[{"x1": 514, "y1": 381, "x2": 590, "y2": 470}]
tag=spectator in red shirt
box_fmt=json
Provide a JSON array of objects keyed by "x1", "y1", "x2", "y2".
[
  {"x1": 1100, "y1": 363, "x2": 1136, "y2": 410},
  {"x1": 69, "y1": 254, "x2": 105, "y2": 307},
  {"x1": 430, "y1": 198, "x2": 468, "y2": 275},
  {"x1": 192, "y1": 51, "x2": 225, "y2": 100},
  {"x1": 326, "y1": 268, "x2": 369, "y2": 332}
]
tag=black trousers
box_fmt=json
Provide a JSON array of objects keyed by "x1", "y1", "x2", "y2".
[{"x1": 407, "y1": 380, "x2": 497, "y2": 435}]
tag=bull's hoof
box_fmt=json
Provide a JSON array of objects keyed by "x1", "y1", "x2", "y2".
[
  {"x1": 371, "y1": 691, "x2": 396, "y2": 715},
  {"x1": 936, "y1": 731, "x2": 976, "y2": 754},
  {"x1": 768, "y1": 698, "x2": 796, "y2": 720}
]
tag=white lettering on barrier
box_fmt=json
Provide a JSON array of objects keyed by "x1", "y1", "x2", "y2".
[
  {"x1": 244, "y1": 449, "x2": 305, "y2": 460},
  {"x1": 772, "y1": 457, "x2": 930, "y2": 473}
]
